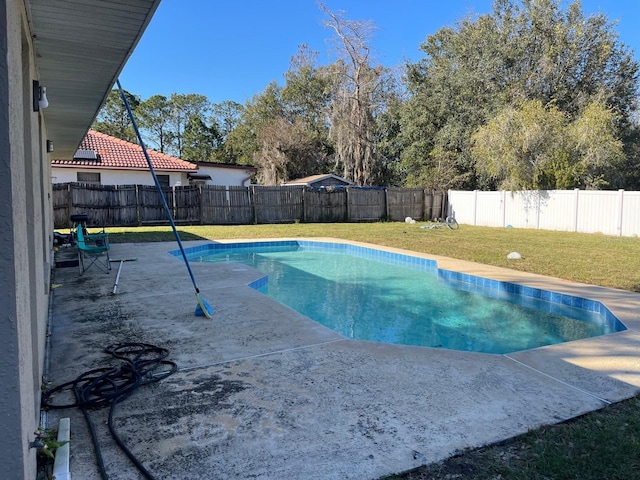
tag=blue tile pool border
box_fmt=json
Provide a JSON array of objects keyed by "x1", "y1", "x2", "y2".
[{"x1": 171, "y1": 241, "x2": 626, "y2": 333}]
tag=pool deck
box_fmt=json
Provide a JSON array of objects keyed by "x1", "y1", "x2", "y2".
[{"x1": 46, "y1": 238, "x2": 640, "y2": 479}]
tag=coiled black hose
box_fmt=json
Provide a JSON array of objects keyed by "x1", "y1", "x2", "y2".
[{"x1": 41, "y1": 342, "x2": 178, "y2": 480}]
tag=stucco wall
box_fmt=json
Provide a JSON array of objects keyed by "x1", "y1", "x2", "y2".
[
  {"x1": 195, "y1": 165, "x2": 254, "y2": 186},
  {"x1": 52, "y1": 167, "x2": 191, "y2": 187},
  {"x1": 0, "y1": 1, "x2": 51, "y2": 478},
  {"x1": 52, "y1": 166, "x2": 254, "y2": 187}
]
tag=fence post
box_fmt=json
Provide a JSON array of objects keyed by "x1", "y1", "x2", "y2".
[
  {"x1": 302, "y1": 186, "x2": 307, "y2": 223},
  {"x1": 135, "y1": 185, "x2": 140, "y2": 226},
  {"x1": 573, "y1": 188, "x2": 580, "y2": 232},
  {"x1": 385, "y1": 187, "x2": 389, "y2": 221},
  {"x1": 345, "y1": 187, "x2": 350, "y2": 222},
  {"x1": 66, "y1": 183, "x2": 72, "y2": 226},
  {"x1": 172, "y1": 185, "x2": 176, "y2": 221},
  {"x1": 473, "y1": 190, "x2": 478, "y2": 226},
  {"x1": 424, "y1": 190, "x2": 432, "y2": 221},
  {"x1": 252, "y1": 185, "x2": 258, "y2": 224},
  {"x1": 443, "y1": 190, "x2": 448, "y2": 219},
  {"x1": 536, "y1": 190, "x2": 541, "y2": 229},
  {"x1": 617, "y1": 189, "x2": 625, "y2": 237},
  {"x1": 199, "y1": 184, "x2": 203, "y2": 225}
]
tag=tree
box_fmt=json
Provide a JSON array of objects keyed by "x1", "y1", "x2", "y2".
[
  {"x1": 181, "y1": 116, "x2": 221, "y2": 162},
  {"x1": 282, "y1": 44, "x2": 332, "y2": 134},
  {"x1": 369, "y1": 70, "x2": 405, "y2": 186},
  {"x1": 235, "y1": 52, "x2": 334, "y2": 184},
  {"x1": 321, "y1": 3, "x2": 390, "y2": 186},
  {"x1": 472, "y1": 99, "x2": 625, "y2": 189},
  {"x1": 223, "y1": 123, "x2": 258, "y2": 166},
  {"x1": 567, "y1": 100, "x2": 625, "y2": 188},
  {"x1": 253, "y1": 117, "x2": 324, "y2": 185},
  {"x1": 167, "y1": 93, "x2": 210, "y2": 157},
  {"x1": 620, "y1": 118, "x2": 640, "y2": 189},
  {"x1": 211, "y1": 101, "x2": 242, "y2": 140},
  {"x1": 400, "y1": 0, "x2": 639, "y2": 190},
  {"x1": 224, "y1": 82, "x2": 282, "y2": 177},
  {"x1": 137, "y1": 95, "x2": 173, "y2": 153},
  {"x1": 92, "y1": 89, "x2": 139, "y2": 143},
  {"x1": 472, "y1": 100, "x2": 569, "y2": 189},
  {"x1": 210, "y1": 101, "x2": 245, "y2": 164}
]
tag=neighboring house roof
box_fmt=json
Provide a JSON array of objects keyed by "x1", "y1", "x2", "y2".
[
  {"x1": 282, "y1": 174, "x2": 354, "y2": 186},
  {"x1": 51, "y1": 130, "x2": 197, "y2": 172}
]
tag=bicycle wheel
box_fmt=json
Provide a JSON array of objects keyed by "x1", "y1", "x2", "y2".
[{"x1": 446, "y1": 216, "x2": 459, "y2": 230}]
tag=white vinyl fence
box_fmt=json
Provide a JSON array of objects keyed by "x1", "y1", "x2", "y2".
[{"x1": 448, "y1": 189, "x2": 640, "y2": 237}]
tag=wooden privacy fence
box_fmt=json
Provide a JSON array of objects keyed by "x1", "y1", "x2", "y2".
[{"x1": 53, "y1": 183, "x2": 448, "y2": 228}]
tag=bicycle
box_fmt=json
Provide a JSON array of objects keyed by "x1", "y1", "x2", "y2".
[{"x1": 420, "y1": 216, "x2": 459, "y2": 230}]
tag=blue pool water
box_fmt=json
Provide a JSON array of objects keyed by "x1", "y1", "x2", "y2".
[{"x1": 175, "y1": 241, "x2": 625, "y2": 354}]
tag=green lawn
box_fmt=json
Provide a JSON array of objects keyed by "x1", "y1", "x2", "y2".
[
  {"x1": 103, "y1": 222, "x2": 640, "y2": 292},
  {"x1": 100, "y1": 222, "x2": 640, "y2": 479}
]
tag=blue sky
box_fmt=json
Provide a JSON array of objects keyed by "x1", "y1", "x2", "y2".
[{"x1": 119, "y1": 0, "x2": 640, "y2": 105}]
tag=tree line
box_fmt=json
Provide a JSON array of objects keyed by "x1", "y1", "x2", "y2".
[{"x1": 93, "y1": 0, "x2": 640, "y2": 190}]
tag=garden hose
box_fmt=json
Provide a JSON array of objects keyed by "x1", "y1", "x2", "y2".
[{"x1": 41, "y1": 342, "x2": 177, "y2": 480}]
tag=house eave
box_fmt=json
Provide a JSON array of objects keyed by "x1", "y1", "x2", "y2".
[{"x1": 27, "y1": 0, "x2": 162, "y2": 158}]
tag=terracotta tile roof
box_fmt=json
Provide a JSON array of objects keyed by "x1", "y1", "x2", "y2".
[{"x1": 51, "y1": 130, "x2": 197, "y2": 172}]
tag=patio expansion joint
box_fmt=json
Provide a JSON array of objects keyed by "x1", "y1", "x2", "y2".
[
  {"x1": 503, "y1": 354, "x2": 612, "y2": 405},
  {"x1": 178, "y1": 338, "x2": 348, "y2": 373}
]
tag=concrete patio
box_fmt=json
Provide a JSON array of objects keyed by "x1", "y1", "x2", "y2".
[{"x1": 45, "y1": 239, "x2": 640, "y2": 479}]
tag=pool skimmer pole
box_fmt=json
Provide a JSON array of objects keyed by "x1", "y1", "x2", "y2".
[{"x1": 109, "y1": 258, "x2": 137, "y2": 294}]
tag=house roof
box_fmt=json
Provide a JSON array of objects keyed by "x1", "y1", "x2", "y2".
[
  {"x1": 51, "y1": 130, "x2": 198, "y2": 172},
  {"x1": 28, "y1": 0, "x2": 162, "y2": 158},
  {"x1": 282, "y1": 174, "x2": 354, "y2": 186}
]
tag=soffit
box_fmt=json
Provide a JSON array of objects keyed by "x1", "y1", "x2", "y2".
[{"x1": 27, "y1": 0, "x2": 161, "y2": 158}]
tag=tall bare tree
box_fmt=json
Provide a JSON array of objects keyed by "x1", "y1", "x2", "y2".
[{"x1": 321, "y1": 3, "x2": 383, "y2": 185}]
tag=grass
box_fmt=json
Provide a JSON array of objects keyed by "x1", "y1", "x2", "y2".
[
  {"x1": 97, "y1": 221, "x2": 640, "y2": 479},
  {"x1": 381, "y1": 395, "x2": 640, "y2": 480}
]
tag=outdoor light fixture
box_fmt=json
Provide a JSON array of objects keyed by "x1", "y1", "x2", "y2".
[
  {"x1": 46, "y1": 140, "x2": 54, "y2": 153},
  {"x1": 32, "y1": 80, "x2": 49, "y2": 111},
  {"x1": 39, "y1": 86, "x2": 49, "y2": 109}
]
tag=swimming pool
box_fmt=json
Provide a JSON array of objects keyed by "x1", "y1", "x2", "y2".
[{"x1": 174, "y1": 241, "x2": 626, "y2": 354}]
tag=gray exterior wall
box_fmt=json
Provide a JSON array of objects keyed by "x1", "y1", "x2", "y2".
[{"x1": 0, "y1": 0, "x2": 53, "y2": 478}]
